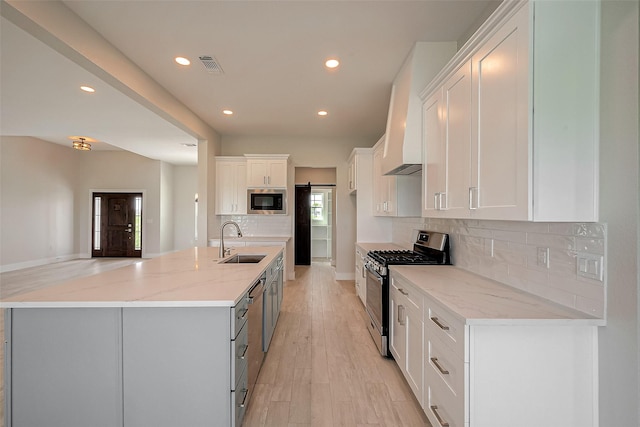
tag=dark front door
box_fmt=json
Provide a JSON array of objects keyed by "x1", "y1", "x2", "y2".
[
  {"x1": 92, "y1": 193, "x2": 142, "y2": 258},
  {"x1": 295, "y1": 185, "x2": 311, "y2": 265}
]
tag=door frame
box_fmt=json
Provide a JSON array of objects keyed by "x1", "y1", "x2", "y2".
[{"x1": 86, "y1": 189, "x2": 147, "y2": 259}]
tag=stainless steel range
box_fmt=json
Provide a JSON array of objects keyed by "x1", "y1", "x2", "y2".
[{"x1": 364, "y1": 230, "x2": 450, "y2": 356}]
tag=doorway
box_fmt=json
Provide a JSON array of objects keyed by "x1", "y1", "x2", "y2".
[
  {"x1": 92, "y1": 192, "x2": 143, "y2": 258},
  {"x1": 294, "y1": 167, "x2": 337, "y2": 266}
]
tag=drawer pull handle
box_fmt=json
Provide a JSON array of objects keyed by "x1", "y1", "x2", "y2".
[
  {"x1": 430, "y1": 316, "x2": 449, "y2": 331},
  {"x1": 430, "y1": 357, "x2": 449, "y2": 375},
  {"x1": 238, "y1": 308, "x2": 248, "y2": 320},
  {"x1": 398, "y1": 305, "x2": 406, "y2": 326},
  {"x1": 398, "y1": 288, "x2": 409, "y2": 296},
  {"x1": 430, "y1": 405, "x2": 450, "y2": 427},
  {"x1": 238, "y1": 344, "x2": 249, "y2": 360},
  {"x1": 238, "y1": 388, "x2": 249, "y2": 408}
]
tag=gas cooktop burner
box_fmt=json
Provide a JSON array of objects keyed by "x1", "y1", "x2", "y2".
[{"x1": 368, "y1": 250, "x2": 439, "y2": 265}]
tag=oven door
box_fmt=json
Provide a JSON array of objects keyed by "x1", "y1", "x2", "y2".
[{"x1": 364, "y1": 264, "x2": 388, "y2": 356}]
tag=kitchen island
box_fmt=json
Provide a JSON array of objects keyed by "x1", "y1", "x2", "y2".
[{"x1": 2, "y1": 246, "x2": 284, "y2": 427}]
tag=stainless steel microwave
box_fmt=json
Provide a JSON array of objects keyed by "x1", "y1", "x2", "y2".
[{"x1": 247, "y1": 189, "x2": 286, "y2": 214}]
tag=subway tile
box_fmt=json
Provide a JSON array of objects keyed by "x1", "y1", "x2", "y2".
[
  {"x1": 575, "y1": 296, "x2": 605, "y2": 318},
  {"x1": 492, "y1": 229, "x2": 526, "y2": 244},
  {"x1": 525, "y1": 232, "x2": 576, "y2": 250}
]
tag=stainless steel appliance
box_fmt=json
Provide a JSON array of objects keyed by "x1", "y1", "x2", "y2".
[
  {"x1": 247, "y1": 189, "x2": 286, "y2": 214},
  {"x1": 246, "y1": 275, "x2": 265, "y2": 403},
  {"x1": 364, "y1": 230, "x2": 450, "y2": 356}
]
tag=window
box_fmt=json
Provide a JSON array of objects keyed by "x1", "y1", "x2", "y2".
[
  {"x1": 311, "y1": 193, "x2": 324, "y2": 221},
  {"x1": 134, "y1": 196, "x2": 142, "y2": 251},
  {"x1": 93, "y1": 196, "x2": 101, "y2": 250}
]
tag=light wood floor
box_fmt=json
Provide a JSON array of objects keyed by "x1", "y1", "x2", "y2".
[
  {"x1": 0, "y1": 260, "x2": 430, "y2": 427},
  {"x1": 243, "y1": 262, "x2": 430, "y2": 427}
]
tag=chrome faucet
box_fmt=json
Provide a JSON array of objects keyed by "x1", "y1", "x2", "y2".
[{"x1": 219, "y1": 221, "x2": 243, "y2": 258}]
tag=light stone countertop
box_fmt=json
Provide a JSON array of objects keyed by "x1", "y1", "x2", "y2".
[
  {"x1": 1, "y1": 246, "x2": 283, "y2": 309},
  {"x1": 390, "y1": 265, "x2": 605, "y2": 326}
]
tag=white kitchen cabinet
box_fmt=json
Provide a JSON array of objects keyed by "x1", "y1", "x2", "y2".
[
  {"x1": 373, "y1": 138, "x2": 421, "y2": 217},
  {"x1": 388, "y1": 267, "x2": 599, "y2": 427},
  {"x1": 347, "y1": 150, "x2": 358, "y2": 194},
  {"x1": 423, "y1": 61, "x2": 472, "y2": 218},
  {"x1": 215, "y1": 157, "x2": 247, "y2": 215},
  {"x1": 420, "y1": 0, "x2": 600, "y2": 222},
  {"x1": 245, "y1": 155, "x2": 288, "y2": 188},
  {"x1": 389, "y1": 273, "x2": 424, "y2": 406}
]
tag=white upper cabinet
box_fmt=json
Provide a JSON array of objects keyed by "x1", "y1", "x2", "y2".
[
  {"x1": 421, "y1": 0, "x2": 600, "y2": 222},
  {"x1": 245, "y1": 155, "x2": 289, "y2": 188},
  {"x1": 215, "y1": 157, "x2": 247, "y2": 215},
  {"x1": 423, "y1": 61, "x2": 473, "y2": 218}
]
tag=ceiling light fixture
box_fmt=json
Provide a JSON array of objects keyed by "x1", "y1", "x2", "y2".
[
  {"x1": 175, "y1": 56, "x2": 191, "y2": 66},
  {"x1": 80, "y1": 85, "x2": 95, "y2": 93},
  {"x1": 317, "y1": 110, "x2": 328, "y2": 116},
  {"x1": 325, "y1": 58, "x2": 340, "y2": 69},
  {"x1": 72, "y1": 137, "x2": 91, "y2": 151},
  {"x1": 223, "y1": 109, "x2": 234, "y2": 115}
]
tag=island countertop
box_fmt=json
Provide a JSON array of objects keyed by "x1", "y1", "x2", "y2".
[
  {"x1": 390, "y1": 265, "x2": 605, "y2": 326},
  {"x1": 1, "y1": 246, "x2": 283, "y2": 308}
]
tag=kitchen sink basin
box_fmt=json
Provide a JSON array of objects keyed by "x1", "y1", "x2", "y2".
[{"x1": 220, "y1": 254, "x2": 266, "y2": 264}]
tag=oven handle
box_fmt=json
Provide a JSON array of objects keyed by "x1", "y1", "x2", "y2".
[{"x1": 364, "y1": 264, "x2": 384, "y2": 284}]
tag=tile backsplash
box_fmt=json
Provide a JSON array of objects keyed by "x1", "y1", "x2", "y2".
[
  {"x1": 392, "y1": 217, "x2": 606, "y2": 318},
  {"x1": 219, "y1": 215, "x2": 292, "y2": 237}
]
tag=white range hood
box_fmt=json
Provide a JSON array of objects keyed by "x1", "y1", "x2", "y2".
[{"x1": 382, "y1": 42, "x2": 457, "y2": 175}]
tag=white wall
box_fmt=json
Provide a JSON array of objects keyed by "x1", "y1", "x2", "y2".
[
  {"x1": 598, "y1": 1, "x2": 639, "y2": 424},
  {"x1": 160, "y1": 162, "x2": 174, "y2": 253},
  {"x1": 0, "y1": 136, "x2": 79, "y2": 270},
  {"x1": 0, "y1": 137, "x2": 200, "y2": 270},
  {"x1": 221, "y1": 135, "x2": 372, "y2": 279},
  {"x1": 75, "y1": 151, "x2": 163, "y2": 257},
  {"x1": 173, "y1": 166, "x2": 198, "y2": 250}
]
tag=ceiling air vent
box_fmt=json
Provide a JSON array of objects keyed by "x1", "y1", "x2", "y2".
[{"x1": 198, "y1": 55, "x2": 224, "y2": 74}]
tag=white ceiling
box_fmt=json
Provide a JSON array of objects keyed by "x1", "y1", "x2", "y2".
[{"x1": 1, "y1": 0, "x2": 499, "y2": 165}]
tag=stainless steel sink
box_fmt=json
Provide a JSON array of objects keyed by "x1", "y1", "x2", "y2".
[{"x1": 220, "y1": 254, "x2": 266, "y2": 264}]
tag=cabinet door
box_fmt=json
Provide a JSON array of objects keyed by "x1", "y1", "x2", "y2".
[
  {"x1": 9, "y1": 308, "x2": 123, "y2": 427},
  {"x1": 372, "y1": 147, "x2": 385, "y2": 216},
  {"x1": 267, "y1": 160, "x2": 287, "y2": 187},
  {"x1": 123, "y1": 308, "x2": 231, "y2": 427},
  {"x1": 405, "y1": 305, "x2": 424, "y2": 406},
  {"x1": 471, "y1": 6, "x2": 529, "y2": 220},
  {"x1": 443, "y1": 61, "x2": 472, "y2": 218},
  {"x1": 216, "y1": 161, "x2": 247, "y2": 214},
  {"x1": 423, "y1": 89, "x2": 446, "y2": 216},
  {"x1": 235, "y1": 163, "x2": 247, "y2": 212},
  {"x1": 216, "y1": 161, "x2": 237, "y2": 214},
  {"x1": 389, "y1": 288, "x2": 406, "y2": 365},
  {"x1": 247, "y1": 159, "x2": 268, "y2": 187}
]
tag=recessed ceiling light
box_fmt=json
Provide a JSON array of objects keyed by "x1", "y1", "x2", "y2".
[
  {"x1": 325, "y1": 58, "x2": 340, "y2": 69},
  {"x1": 223, "y1": 109, "x2": 234, "y2": 116},
  {"x1": 181, "y1": 143, "x2": 197, "y2": 147},
  {"x1": 317, "y1": 110, "x2": 328, "y2": 116},
  {"x1": 80, "y1": 85, "x2": 95, "y2": 93},
  {"x1": 175, "y1": 56, "x2": 191, "y2": 66}
]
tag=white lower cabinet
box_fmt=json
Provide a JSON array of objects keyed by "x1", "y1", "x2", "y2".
[
  {"x1": 389, "y1": 274, "x2": 424, "y2": 406},
  {"x1": 389, "y1": 269, "x2": 598, "y2": 427}
]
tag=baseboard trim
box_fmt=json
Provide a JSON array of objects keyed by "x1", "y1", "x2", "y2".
[{"x1": 0, "y1": 253, "x2": 83, "y2": 273}]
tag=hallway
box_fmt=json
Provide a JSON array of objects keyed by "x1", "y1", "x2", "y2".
[{"x1": 243, "y1": 262, "x2": 429, "y2": 426}]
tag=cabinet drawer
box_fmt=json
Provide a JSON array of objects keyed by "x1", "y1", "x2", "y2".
[
  {"x1": 232, "y1": 321, "x2": 248, "y2": 389},
  {"x1": 426, "y1": 334, "x2": 465, "y2": 401},
  {"x1": 232, "y1": 294, "x2": 249, "y2": 338},
  {"x1": 425, "y1": 298, "x2": 465, "y2": 360},
  {"x1": 426, "y1": 379, "x2": 464, "y2": 427},
  {"x1": 391, "y1": 274, "x2": 424, "y2": 312},
  {"x1": 232, "y1": 366, "x2": 248, "y2": 427}
]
